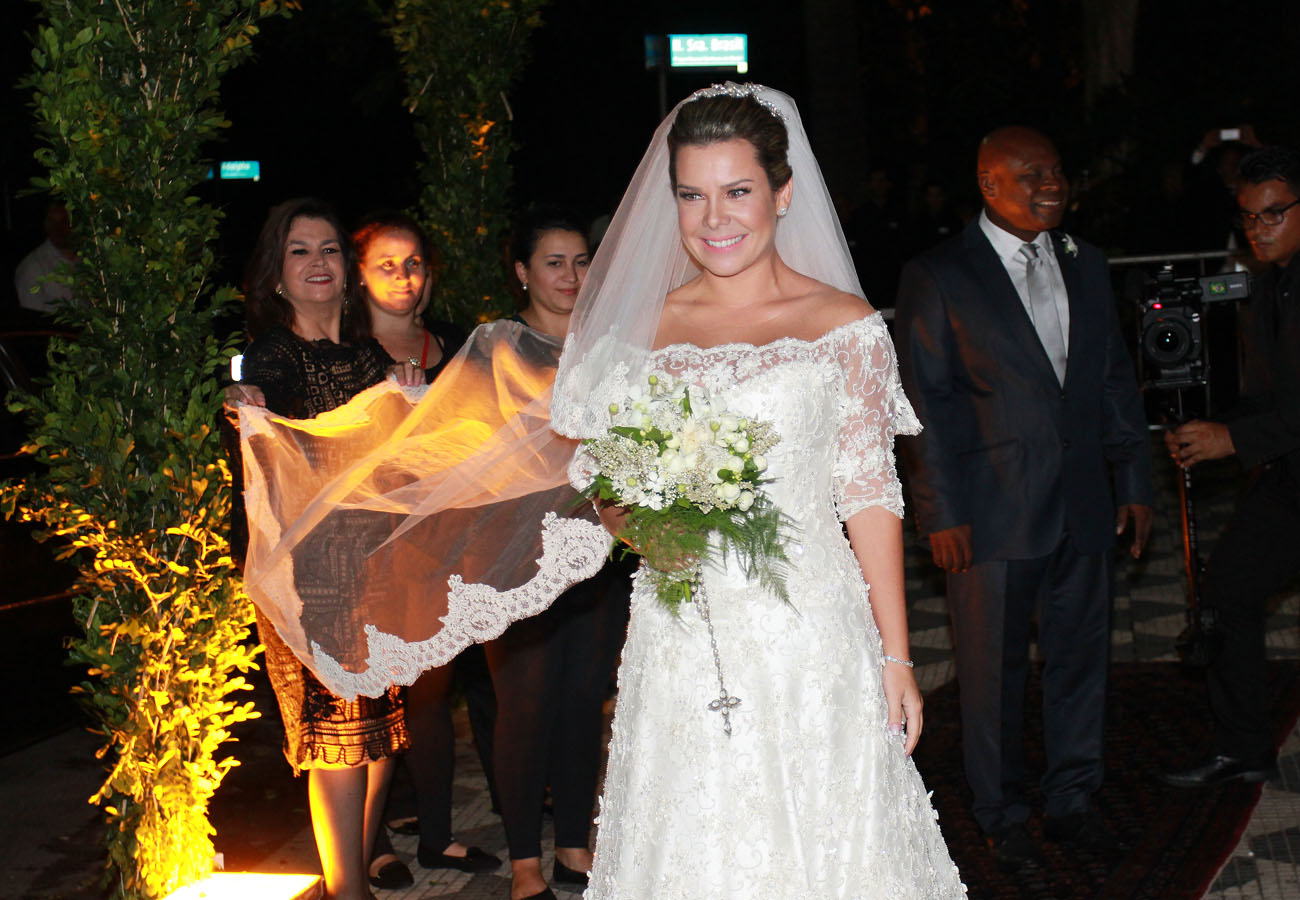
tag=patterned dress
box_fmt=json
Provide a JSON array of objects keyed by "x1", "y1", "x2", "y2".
[{"x1": 242, "y1": 326, "x2": 410, "y2": 771}]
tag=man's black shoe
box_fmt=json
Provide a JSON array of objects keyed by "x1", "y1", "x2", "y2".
[
  {"x1": 1043, "y1": 809, "x2": 1126, "y2": 853},
  {"x1": 986, "y1": 822, "x2": 1042, "y2": 873},
  {"x1": 1159, "y1": 754, "x2": 1278, "y2": 788}
]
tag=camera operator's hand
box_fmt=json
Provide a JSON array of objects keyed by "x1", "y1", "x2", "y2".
[
  {"x1": 1166, "y1": 420, "x2": 1235, "y2": 468},
  {"x1": 1115, "y1": 504, "x2": 1153, "y2": 559},
  {"x1": 928, "y1": 524, "x2": 973, "y2": 573}
]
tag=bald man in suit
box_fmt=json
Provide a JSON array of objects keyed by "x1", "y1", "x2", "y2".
[{"x1": 895, "y1": 126, "x2": 1153, "y2": 871}]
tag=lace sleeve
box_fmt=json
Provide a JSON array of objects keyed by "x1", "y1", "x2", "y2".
[
  {"x1": 830, "y1": 316, "x2": 922, "y2": 521},
  {"x1": 243, "y1": 328, "x2": 306, "y2": 418},
  {"x1": 567, "y1": 441, "x2": 599, "y2": 492}
]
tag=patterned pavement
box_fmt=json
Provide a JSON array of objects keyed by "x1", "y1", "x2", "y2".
[
  {"x1": 3, "y1": 437, "x2": 1296, "y2": 899},
  {"x1": 240, "y1": 438, "x2": 1300, "y2": 900}
]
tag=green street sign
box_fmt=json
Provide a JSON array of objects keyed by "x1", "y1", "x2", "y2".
[{"x1": 668, "y1": 34, "x2": 748, "y2": 71}]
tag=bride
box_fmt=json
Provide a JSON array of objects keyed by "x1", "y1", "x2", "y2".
[{"x1": 551, "y1": 84, "x2": 964, "y2": 898}]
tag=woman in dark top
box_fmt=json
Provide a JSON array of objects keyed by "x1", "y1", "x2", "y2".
[
  {"x1": 350, "y1": 212, "x2": 501, "y2": 881},
  {"x1": 489, "y1": 209, "x2": 632, "y2": 900},
  {"x1": 240, "y1": 197, "x2": 421, "y2": 900},
  {"x1": 352, "y1": 211, "x2": 464, "y2": 382}
]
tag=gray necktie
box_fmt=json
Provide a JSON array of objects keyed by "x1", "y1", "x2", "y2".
[{"x1": 1020, "y1": 243, "x2": 1067, "y2": 384}]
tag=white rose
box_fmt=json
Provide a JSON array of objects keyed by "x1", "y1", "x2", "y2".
[
  {"x1": 717, "y1": 482, "x2": 742, "y2": 503},
  {"x1": 737, "y1": 490, "x2": 755, "y2": 512},
  {"x1": 731, "y1": 436, "x2": 750, "y2": 454},
  {"x1": 752, "y1": 454, "x2": 767, "y2": 472}
]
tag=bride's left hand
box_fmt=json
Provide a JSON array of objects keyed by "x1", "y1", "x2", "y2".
[{"x1": 884, "y1": 662, "x2": 923, "y2": 755}]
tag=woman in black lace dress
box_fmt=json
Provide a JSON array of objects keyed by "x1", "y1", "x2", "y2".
[{"x1": 240, "y1": 197, "x2": 422, "y2": 900}]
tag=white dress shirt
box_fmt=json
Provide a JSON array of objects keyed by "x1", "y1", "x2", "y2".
[{"x1": 978, "y1": 209, "x2": 1071, "y2": 350}]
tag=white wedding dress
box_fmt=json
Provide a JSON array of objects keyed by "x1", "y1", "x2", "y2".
[{"x1": 580, "y1": 314, "x2": 965, "y2": 899}]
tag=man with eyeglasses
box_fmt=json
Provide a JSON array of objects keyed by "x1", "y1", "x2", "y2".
[{"x1": 1162, "y1": 146, "x2": 1300, "y2": 788}]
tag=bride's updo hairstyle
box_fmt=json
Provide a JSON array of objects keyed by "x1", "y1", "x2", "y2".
[{"x1": 667, "y1": 92, "x2": 792, "y2": 191}]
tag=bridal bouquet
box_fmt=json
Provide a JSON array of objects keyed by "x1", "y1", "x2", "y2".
[{"x1": 580, "y1": 373, "x2": 790, "y2": 611}]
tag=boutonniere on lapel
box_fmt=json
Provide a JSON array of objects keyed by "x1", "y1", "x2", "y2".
[{"x1": 1060, "y1": 234, "x2": 1079, "y2": 258}]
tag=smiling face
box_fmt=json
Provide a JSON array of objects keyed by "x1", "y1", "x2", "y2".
[
  {"x1": 516, "y1": 228, "x2": 590, "y2": 320},
  {"x1": 673, "y1": 138, "x2": 793, "y2": 279},
  {"x1": 1238, "y1": 178, "x2": 1300, "y2": 269},
  {"x1": 360, "y1": 227, "x2": 427, "y2": 315},
  {"x1": 278, "y1": 216, "x2": 346, "y2": 314},
  {"x1": 978, "y1": 128, "x2": 1068, "y2": 241}
]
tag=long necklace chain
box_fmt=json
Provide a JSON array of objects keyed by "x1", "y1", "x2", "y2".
[{"x1": 695, "y1": 581, "x2": 741, "y2": 736}]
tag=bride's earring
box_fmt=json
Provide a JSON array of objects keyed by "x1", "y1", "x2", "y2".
[{"x1": 777, "y1": 207, "x2": 788, "y2": 217}]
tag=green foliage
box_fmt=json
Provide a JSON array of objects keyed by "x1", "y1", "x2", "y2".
[
  {"x1": 584, "y1": 475, "x2": 792, "y2": 613},
  {"x1": 5, "y1": 1, "x2": 295, "y2": 896},
  {"x1": 386, "y1": 0, "x2": 549, "y2": 326}
]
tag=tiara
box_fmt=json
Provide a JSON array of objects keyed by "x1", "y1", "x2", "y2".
[{"x1": 686, "y1": 83, "x2": 785, "y2": 121}]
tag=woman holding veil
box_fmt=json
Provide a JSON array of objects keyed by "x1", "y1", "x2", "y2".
[{"x1": 240, "y1": 84, "x2": 962, "y2": 898}]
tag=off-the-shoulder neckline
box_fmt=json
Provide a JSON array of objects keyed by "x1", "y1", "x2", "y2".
[{"x1": 650, "y1": 310, "x2": 883, "y2": 356}]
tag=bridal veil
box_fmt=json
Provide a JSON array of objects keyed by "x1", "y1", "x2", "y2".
[{"x1": 239, "y1": 84, "x2": 866, "y2": 698}]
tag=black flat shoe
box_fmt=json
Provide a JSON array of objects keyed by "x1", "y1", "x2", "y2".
[
  {"x1": 417, "y1": 844, "x2": 501, "y2": 872},
  {"x1": 368, "y1": 856, "x2": 414, "y2": 890},
  {"x1": 386, "y1": 816, "x2": 420, "y2": 836},
  {"x1": 1159, "y1": 754, "x2": 1278, "y2": 788},
  {"x1": 516, "y1": 889, "x2": 556, "y2": 900},
  {"x1": 552, "y1": 857, "x2": 589, "y2": 887}
]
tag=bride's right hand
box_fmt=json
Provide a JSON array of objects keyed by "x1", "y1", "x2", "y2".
[
  {"x1": 597, "y1": 501, "x2": 699, "y2": 572},
  {"x1": 595, "y1": 498, "x2": 628, "y2": 537}
]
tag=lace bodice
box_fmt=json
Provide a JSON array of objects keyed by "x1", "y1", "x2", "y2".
[
  {"x1": 243, "y1": 326, "x2": 391, "y2": 418},
  {"x1": 573, "y1": 313, "x2": 920, "y2": 527}
]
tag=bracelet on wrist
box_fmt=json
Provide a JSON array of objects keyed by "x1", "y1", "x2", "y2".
[{"x1": 883, "y1": 654, "x2": 914, "y2": 668}]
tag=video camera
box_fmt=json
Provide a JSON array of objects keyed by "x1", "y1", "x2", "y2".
[{"x1": 1140, "y1": 266, "x2": 1250, "y2": 390}]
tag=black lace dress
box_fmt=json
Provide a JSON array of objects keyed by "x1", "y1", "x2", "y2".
[{"x1": 242, "y1": 326, "x2": 410, "y2": 771}]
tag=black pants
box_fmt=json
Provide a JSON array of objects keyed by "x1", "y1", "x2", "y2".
[
  {"x1": 485, "y1": 560, "x2": 632, "y2": 860},
  {"x1": 403, "y1": 647, "x2": 497, "y2": 853},
  {"x1": 947, "y1": 536, "x2": 1112, "y2": 835},
  {"x1": 1204, "y1": 465, "x2": 1300, "y2": 763}
]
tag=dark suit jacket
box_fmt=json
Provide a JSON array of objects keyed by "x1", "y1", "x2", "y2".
[
  {"x1": 894, "y1": 218, "x2": 1154, "y2": 563},
  {"x1": 1226, "y1": 260, "x2": 1300, "y2": 483}
]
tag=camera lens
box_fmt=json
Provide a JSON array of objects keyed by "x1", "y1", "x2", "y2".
[{"x1": 1143, "y1": 317, "x2": 1192, "y2": 366}]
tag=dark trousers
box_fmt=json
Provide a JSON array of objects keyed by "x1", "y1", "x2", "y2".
[
  {"x1": 947, "y1": 536, "x2": 1112, "y2": 835},
  {"x1": 1204, "y1": 465, "x2": 1300, "y2": 763},
  {"x1": 402, "y1": 649, "x2": 497, "y2": 853},
  {"x1": 485, "y1": 560, "x2": 631, "y2": 859}
]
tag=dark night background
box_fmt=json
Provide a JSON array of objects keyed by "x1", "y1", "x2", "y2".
[
  {"x1": 0, "y1": 0, "x2": 1299, "y2": 858},
  {"x1": 3, "y1": 0, "x2": 1300, "y2": 310}
]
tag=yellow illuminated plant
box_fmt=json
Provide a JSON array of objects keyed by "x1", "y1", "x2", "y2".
[{"x1": 3, "y1": 2, "x2": 296, "y2": 897}]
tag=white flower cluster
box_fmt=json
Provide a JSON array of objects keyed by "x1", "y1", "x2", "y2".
[{"x1": 585, "y1": 374, "x2": 779, "y2": 514}]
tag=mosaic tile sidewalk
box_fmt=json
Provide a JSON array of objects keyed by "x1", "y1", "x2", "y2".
[
  {"x1": 7, "y1": 438, "x2": 1293, "y2": 900},
  {"x1": 242, "y1": 440, "x2": 1300, "y2": 900}
]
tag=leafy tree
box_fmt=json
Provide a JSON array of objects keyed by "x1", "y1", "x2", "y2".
[
  {"x1": 387, "y1": 0, "x2": 549, "y2": 326},
  {"x1": 4, "y1": 2, "x2": 294, "y2": 896}
]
